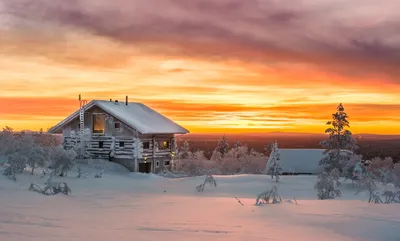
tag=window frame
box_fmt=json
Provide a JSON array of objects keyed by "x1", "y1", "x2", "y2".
[
  {"x1": 143, "y1": 141, "x2": 150, "y2": 150},
  {"x1": 92, "y1": 113, "x2": 106, "y2": 134}
]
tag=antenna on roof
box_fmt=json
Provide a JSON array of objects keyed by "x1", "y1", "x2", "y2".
[{"x1": 126, "y1": 96, "x2": 128, "y2": 105}]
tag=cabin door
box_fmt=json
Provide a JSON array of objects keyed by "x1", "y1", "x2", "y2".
[{"x1": 139, "y1": 163, "x2": 152, "y2": 173}]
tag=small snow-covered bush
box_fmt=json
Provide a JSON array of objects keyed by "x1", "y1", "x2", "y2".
[
  {"x1": 255, "y1": 186, "x2": 282, "y2": 205},
  {"x1": 315, "y1": 168, "x2": 341, "y2": 200},
  {"x1": 29, "y1": 179, "x2": 71, "y2": 195},
  {"x1": 94, "y1": 172, "x2": 103, "y2": 178},
  {"x1": 393, "y1": 163, "x2": 400, "y2": 188},
  {"x1": 367, "y1": 190, "x2": 400, "y2": 204},
  {"x1": 76, "y1": 167, "x2": 87, "y2": 179},
  {"x1": 196, "y1": 175, "x2": 217, "y2": 192}
]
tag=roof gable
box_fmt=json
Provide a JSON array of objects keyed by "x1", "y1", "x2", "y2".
[{"x1": 48, "y1": 100, "x2": 189, "y2": 135}]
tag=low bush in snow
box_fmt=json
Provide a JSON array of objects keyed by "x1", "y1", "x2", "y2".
[
  {"x1": 29, "y1": 177, "x2": 71, "y2": 195},
  {"x1": 94, "y1": 172, "x2": 103, "y2": 178},
  {"x1": 367, "y1": 190, "x2": 400, "y2": 204},
  {"x1": 255, "y1": 186, "x2": 282, "y2": 205},
  {"x1": 196, "y1": 175, "x2": 217, "y2": 192},
  {"x1": 314, "y1": 168, "x2": 341, "y2": 200}
]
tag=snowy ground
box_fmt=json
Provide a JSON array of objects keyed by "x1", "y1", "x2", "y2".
[{"x1": 0, "y1": 163, "x2": 399, "y2": 241}]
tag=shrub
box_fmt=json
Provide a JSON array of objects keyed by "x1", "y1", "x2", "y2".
[{"x1": 314, "y1": 168, "x2": 341, "y2": 200}]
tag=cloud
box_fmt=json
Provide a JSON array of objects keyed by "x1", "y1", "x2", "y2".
[{"x1": 2, "y1": 0, "x2": 400, "y2": 81}]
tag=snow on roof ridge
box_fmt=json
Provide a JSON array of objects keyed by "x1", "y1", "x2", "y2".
[{"x1": 48, "y1": 99, "x2": 189, "y2": 134}]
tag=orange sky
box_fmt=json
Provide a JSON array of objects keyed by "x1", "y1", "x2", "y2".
[{"x1": 1, "y1": 0, "x2": 400, "y2": 134}]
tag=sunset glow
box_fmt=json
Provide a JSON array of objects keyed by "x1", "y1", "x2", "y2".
[{"x1": 1, "y1": 0, "x2": 400, "y2": 134}]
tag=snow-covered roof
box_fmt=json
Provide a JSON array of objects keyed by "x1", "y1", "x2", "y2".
[
  {"x1": 267, "y1": 149, "x2": 325, "y2": 174},
  {"x1": 48, "y1": 100, "x2": 189, "y2": 135}
]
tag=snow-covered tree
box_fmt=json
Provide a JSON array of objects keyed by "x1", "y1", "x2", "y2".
[
  {"x1": 27, "y1": 145, "x2": 47, "y2": 175},
  {"x1": 178, "y1": 140, "x2": 191, "y2": 159},
  {"x1": 50, "y1": 146, "x2": 77, "y2": 177},
  {"x1": 367, "y1": 157, "x2": 394, "y2": 183},
  {"x1": 0, "y1": 126, "x2": 16, "y2": 155},
  {"x1": 342, "y1": 154, "x2": 365, "y2": 180},
  {"x1": 234, "y1": 141, "x2": 242, "y2": 149},
  {"x1": 320, "y1": 103, "x2": 357, "y2": 173},
  {"x1": 314, "y1": 168, "x2": 341, "y2": 199},
  {"x1": 216, "y1": 135, "x2": 229, "y2": 158},
  {"x1": 267, "y1": 141, "x2": 282, "y2": 182}
]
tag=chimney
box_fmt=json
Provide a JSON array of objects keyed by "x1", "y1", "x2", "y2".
[
  {"x1": 115, "y1": 100, "x2": 118, "y2": 104},
  {"x1": 126, "y1": 96, "x2": 128, "y2": 105},
  {"x1": 110, "y1": 98, "x2": 112, "y2": 102}
]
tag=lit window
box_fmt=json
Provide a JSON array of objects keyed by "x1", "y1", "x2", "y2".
[
  {"x1": 93, "y1": 114, "x2": 105, "y2": 134},
  {"x1": 159, "y1": 141, "x2": 169, "y2": 150}
]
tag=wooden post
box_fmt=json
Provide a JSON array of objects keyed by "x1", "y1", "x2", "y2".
[
  {"x1": 134, "y1": 138, "x2": 138, "y2": 172},
  {"x1": 152, "y1": 136, "x2": 156, "y2": 173},
  {"x1": 170, "y1": 137, "x2": 176, "y2": 171}
]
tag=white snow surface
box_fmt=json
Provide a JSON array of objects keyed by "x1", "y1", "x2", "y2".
[
  {"x1": 1, "y1": 166, "x2": 399, "y2": 241},
  {"x1": 49, "y1": 100, "x2": 189, "y2": 134},
  {"x1": 267, "y1": 149, "x2": 325, "y2": 174}
]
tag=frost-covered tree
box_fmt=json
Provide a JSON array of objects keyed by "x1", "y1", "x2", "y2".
[
  {"x1": 50, "y1": 146, "x2": 77, "y2": 177},
  {"x1": 0, "y1": 126, "x2": 16, "y2": 155},
  {"x1": 342, "y1": 154, "x2": 365, "y2": 181},
  {"x1": 27, "y1": 145, "x2": 47, "y2": 175},
  {"x1": 234, "y1": 141, "x2": 242, "y2": 149},
  {"x1": 178, "y1": 140, "x2": 191, "y2": 159},
  {"x1": 2, "y1": 132, "x2": 37, "y2": 178},
  {"x1": 216, "y1": 135, "x2": 229, "y2": 158},
  {"x1": 73, "y1": 131, "x2": 91, "y2": 159},
  {"x1": 267, "y1": 141, "x2": 282, "y2": 182},
  {"x1": 4, "y1": 153, "x2": 28, "y2": 180},
  {"x1": 367, "y1": 157, "x2": 394, "y2": 183},
  {"x1": 320, "y1": 103, "x2": 357, "y2": 173},
  {"x1": 314, "y1": 168, "x2": 341, "y2": 199}
]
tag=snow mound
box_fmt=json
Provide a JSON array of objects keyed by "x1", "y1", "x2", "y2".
[{"x1": 74, "y1": 159, "x2": 131, "y2": 175}]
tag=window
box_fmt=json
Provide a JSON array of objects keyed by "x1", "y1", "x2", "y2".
[
  {"x1": 119, "y1": 142, "x2": 125, "y2": 148},
  {"x1": 99, "y1": 141, "x2": 104, "y2": 149},
  {"x1": 164, "y1": 161, "x2": 170, "y2": 166},
  {"x1": 159, "y1": 141, "x2": 170, "y2": 150},
  {"x1": 143, "y1": 141, "x2": 150, "y2": 149},
  {"x1": 93, "y1": 114, "x2": 105, "y2": 134},
  {"x1": 114, "y1": 122, "x2": 121, "y2": 131},
  {"x1": 156, "y1": 161, "x2": 160, "y2": 168}
]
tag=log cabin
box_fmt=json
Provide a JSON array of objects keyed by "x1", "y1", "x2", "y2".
[{"x1": 48, "y1": 97, "x2": 189, "y2": 173}]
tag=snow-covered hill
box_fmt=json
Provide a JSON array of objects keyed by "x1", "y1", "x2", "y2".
[{"x1": 0, "y1": 166, "x2": 399, "y2": 241}]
